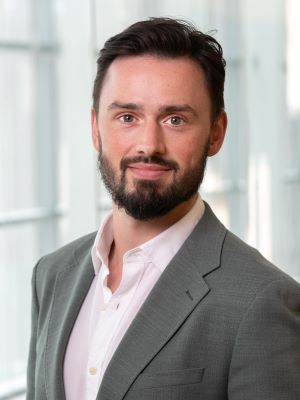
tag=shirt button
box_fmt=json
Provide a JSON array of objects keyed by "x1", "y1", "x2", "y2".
[
  {"x1": 89, "y1": 367, "x2": 98, "y2": 375},
  {"x1": 99, "y1": 303, "x2": 108, "y2": 311}
]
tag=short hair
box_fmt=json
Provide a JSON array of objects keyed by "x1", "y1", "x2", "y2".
[{"x1": 92, "y1": 17, "x2": 226, "y2": 121}]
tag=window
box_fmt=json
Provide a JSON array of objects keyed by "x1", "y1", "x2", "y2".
[{"x1": 0, "y1": 0, "x2": 61, "y2": 397}]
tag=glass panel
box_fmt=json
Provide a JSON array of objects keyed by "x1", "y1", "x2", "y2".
[
  {"x1": 0, "y1": 0, "x2": 56, "y2": 44},
  {"x1": 0, "y1": 50, "x2": 59, "y2": 213},
  {"x1": 32, "y1": 0, "x2": 56, "y2": 45},
  {"x1": 0, "y1": 51, "x2": 37, "y2": 212},
  {"x1": 0, "y1": 0, "x2": 31, "y2": 42}
]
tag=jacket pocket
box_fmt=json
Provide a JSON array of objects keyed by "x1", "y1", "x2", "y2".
[{"x1": 132, "y1": 367, "x2": 205, "y2": 389}]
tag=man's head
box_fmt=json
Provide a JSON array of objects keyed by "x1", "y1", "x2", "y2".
[
  {"x1": 91, "y1": 18, "x2": 227, "y2": 220},
  {"x1": 93, "y1": 18, "x2": 226, "y2": 122}
]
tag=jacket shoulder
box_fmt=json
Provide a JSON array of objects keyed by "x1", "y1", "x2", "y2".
[
  {"x1": 34, "y1": 231, "x2": 96, "y2": 284},
  {"x1": 222, "y1": 230, "x2": 291, "y2": 281},
  {"x1": 212, "y1": 229, "x2": 300, "y2": 310}
]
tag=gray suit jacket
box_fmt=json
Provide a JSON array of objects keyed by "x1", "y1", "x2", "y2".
[{"x1": 26, "y1": 203, "x2": 300, "y2": 399}]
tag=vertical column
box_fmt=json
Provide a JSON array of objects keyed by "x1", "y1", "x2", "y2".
[
  {"x1": 58, "y1": 0, "x2": 97, "y2": 242},
  {"x1": 242, "y1": 0, "x2": 287, "y2": 262}
]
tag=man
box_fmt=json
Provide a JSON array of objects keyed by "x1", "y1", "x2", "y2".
[{"x1": 27, "y1": 18, "x2": 300, "y2": 400}]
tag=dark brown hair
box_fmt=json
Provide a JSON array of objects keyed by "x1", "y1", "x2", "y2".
[{"x1": 92, "y1": 17, "x2": 226, "y2": 120}]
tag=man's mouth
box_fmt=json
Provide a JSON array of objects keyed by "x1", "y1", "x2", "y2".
[{"x1": 127, "y1": 162, "x2": 172, "y2": 179}]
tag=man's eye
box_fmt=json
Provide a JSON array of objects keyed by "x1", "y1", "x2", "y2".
[
  {"x1": 119, "y1": 114, "x2": 135, "y2": 123},
  {"x1": 166, "y1": 116, "x2": 185, "y2": 126}
]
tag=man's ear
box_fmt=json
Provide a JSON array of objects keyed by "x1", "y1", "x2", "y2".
[
  {"x1": 91, "y1": 107, "x2": 101, "y2": 152},
  {"x1": 207, "y1": 110, "x2": 227, "y2": 157}
]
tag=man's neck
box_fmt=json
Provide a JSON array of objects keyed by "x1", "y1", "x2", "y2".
[
  {"x1": 111, "y1": 193, "x2": 198, "y2": 259},
  {"x1": 106, "y1": 193, "x2": 198, "y2": 293}
]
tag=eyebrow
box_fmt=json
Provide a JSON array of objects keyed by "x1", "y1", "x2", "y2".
[
  {"x1": 158, "y1": 104, "x2": 197, "y2": 116},
  {"x1": 107, "y1": 101, "x2": 197, "y2": 116},
  {"x1": 108, "y1": 102, "x2": 144, "y2": 111}
]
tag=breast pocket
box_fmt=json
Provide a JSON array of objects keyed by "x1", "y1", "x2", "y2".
[
  {"x1": 127, "y1": 368, "x2": 205, "y2": 400},
  {"x1": 133, "y1": 367, "x2": 205, "y2": 389}
]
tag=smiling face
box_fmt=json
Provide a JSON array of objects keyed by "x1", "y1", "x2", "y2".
[{"x1": 92, "y1": 55, "x2": 227, "y2": 220}]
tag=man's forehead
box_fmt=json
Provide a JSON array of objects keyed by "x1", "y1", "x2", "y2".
[{"x1": 97, "y1": 54, "x2": 211, "y2": 116}]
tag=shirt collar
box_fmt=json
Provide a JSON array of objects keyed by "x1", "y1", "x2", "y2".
[
  {"x1": 138, "y1": 195, "x2": 204, "y2": 272},
  {"x1": 91, "y1": 195, "x2": 205, "y2": 275},
  {"x1": 91, "y1": 212, "x2": 114, "y2": 274}
]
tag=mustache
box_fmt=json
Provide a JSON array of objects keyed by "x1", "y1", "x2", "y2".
[{"x1": 120, "y1": 155, "x2": 179, "y2": 172}]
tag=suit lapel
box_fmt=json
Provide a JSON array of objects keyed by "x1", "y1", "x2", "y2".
[
  {"x1": 98, "y1": 203, "x2": 227, "y2": 400},
  {"x1": 44, "y1": 248, "x2": 95, "y2": 399}
]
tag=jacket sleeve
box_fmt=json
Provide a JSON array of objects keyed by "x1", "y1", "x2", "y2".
[
  {"x1": 228, "y1": 277, "x2": 300, "y2": 400},
  {"x1": 26, "y1": 261, "x2": 40, "y2": 400}
]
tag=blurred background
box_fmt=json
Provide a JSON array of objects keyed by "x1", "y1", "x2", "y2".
[{"x1": 0, "y1": 0, "x2": 299, "y2": 398}]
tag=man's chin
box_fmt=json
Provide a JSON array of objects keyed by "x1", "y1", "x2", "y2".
[{"x1": 131, "y1": 177, "x2": 167, "y2": 191}]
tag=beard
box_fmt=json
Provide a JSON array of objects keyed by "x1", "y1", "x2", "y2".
[{"x1": 98, "y1": 145, "x2": 209, "y2": 221}]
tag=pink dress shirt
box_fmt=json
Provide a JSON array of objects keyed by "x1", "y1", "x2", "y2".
[{"x1": 63, "y1": 196, "x2": 204, "y2": 400}]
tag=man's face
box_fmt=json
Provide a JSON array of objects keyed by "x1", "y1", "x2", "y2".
[{"x1": 92, "y1": 55, "x2": 226, "y2": 220}]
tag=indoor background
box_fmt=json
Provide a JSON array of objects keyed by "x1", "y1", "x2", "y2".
[{"x1": 0, "y1": 0, "x2": 299, "y2": 398}]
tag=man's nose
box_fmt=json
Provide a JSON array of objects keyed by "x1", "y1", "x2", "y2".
[{"x1": 135, "y1": 121, "x2": 166, "y2": 156}]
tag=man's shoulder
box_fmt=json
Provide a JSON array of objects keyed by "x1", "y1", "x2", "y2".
[
  {"x1": 192, "y1": 203, "x2": 291, "y2": 283},
  {"x1": 195, "y1": 203, "x2": 299, "y2": 295},
  {"x1": 222, "y1": 230, "x2": 287, "y2": 279},
  {"x1": 216, "y1": 229, "x2": 300, "y2": 303},
  {"x1": 35, "y1": 231, "x2": 97, "y2": 277}
]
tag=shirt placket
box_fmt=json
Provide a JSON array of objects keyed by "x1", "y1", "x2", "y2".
[{"x1": 85, "y1": 250, "x2": 147, "y2": 400}]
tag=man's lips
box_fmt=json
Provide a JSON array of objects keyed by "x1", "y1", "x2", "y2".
[{"x1": 127, "y1": 162, "x2": 172, "y2": 179}]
